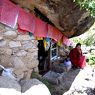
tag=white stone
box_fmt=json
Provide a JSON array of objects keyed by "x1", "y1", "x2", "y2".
[
  {"x1": 16, "y1": 50, "x2": 27, "y2": 56},
  {"x1": 0, "y1": 48, "x2": 6, "y2": 54},
  {"x1": 24, "y1": 70, "x2": 33, "y2": 79},
  {"x1": 14, "y1": 70, "x2": 25, "y2": 80},
  {"x1": 4, "y1": 30, "x2": 17, "y2": 39},
  {"x1": 22, "y1": 40, "x2": 37, "y2": 50},
  {"x1": 22, "y1": 42, "x2": 33, "y2": 50},
  {"x1": 0, "y1": 55, "x2": 13, "y2": 67},
  {"x1": 27, "y1": 60, "x2": 38, "y2": 69},
  {"x1": 43, "y1": 71, "x2": 61, "y2": 85},
  {"x1": 17, "y1": 35, "x2": 34, "y2": 41},
  {"x1": 21, "y1": 78, "x2": 51, "y2": 95},
  {"x1": 26, "y1": 52, "x2": 38, "y2": 59},
  {"x1": 12, "y1": 57, "x2": 25, "y2": 69},
  {"x1": 12, "y1": 48, "x2": 19, "y2": 54},
  {"x1": 0, "y1": 76, "x2": 21, "y2": 95},
  {"x1": 5, "y1": 26, "x2": 13, "y2": 31},
  {"x1": 0, "y1": 48, "x2": 5, "y2": 55},
  {"x1": 0, "y1": 40, "x2": 7, "y2": 47},
  {"x1": 33, "y1": 67, "x2": 39, "y2": 73},
  {"x1": 0, "y1": 23, "x2": 5, "y2": 29},
  {"x1": 5, "y1": 49, "x2": 12, "y2": 55},
  {"x1": 21, "y1": 41, "x2": 29, "y2": 44},
  {"x1": 5, "y1": 25, "x2": 18, "y2": 31},
  {"x1": 9, "y1": 41, "x2": 21, "y2": 48},
  {"x1": 0, "y1": 36, "x2": 3, "y2": 40},
  {"x1": 14, "y1": 68, "x2": 28, "y2": 75},
  {"x1": 13, "y1": 67, "x2": 28, "y2": 79},
  {"x1": 28, "y1": 48, "x2": 38, "y2": 53},
  {"x1": 0, "y1": 23, "x2": 5, "y2": 32}
]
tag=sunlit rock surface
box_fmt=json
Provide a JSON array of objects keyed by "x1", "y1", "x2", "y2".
[{"x1": 0, "y1": 77, "x2": 51, "y2": 95}]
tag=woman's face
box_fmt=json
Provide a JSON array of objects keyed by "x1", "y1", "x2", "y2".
[{"x1": 76, "y1": 45, "x2": 81, "y2": 50}]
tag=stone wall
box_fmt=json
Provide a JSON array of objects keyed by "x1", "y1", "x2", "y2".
[{"x1": 0, "y1": 23, "x2": 38, "y2": 79}]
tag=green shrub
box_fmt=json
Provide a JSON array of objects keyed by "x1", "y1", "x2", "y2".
[{"x1": 87, "y1": 54, "x2": 95, "y2": 66}]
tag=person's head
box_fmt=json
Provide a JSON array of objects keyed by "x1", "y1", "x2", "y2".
[{"x1": 75, "y1": 43, "x2": 81, "y2": 49}]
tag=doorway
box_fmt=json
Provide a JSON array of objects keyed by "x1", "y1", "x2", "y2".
[{"x1": 38, "y1": 40, "x2": 50, "y2": 75}]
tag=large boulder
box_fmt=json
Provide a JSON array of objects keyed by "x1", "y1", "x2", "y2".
[
  {"x1": 43, "y1": 71, "x2": 66, "y2": 85},
  {"x1": 11, "y1": 0, "x2": 94, "y2": 38},
  {"x1": 0, "y1": 76, "x2": 21, "y2": 95},
  {"x1": 63, "y1": 67, "x2": 95, "y2": 95},
  {"x1": 20, "y1": 78, "x2": 51, "y2": 95},
  {"x1": 0, "y1": 76, "x2": 51, "y2": 95}
]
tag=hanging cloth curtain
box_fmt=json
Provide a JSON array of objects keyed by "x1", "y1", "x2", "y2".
[
  {"x1": 44, "y1": 38, "x2": 51, "y2": 51},
  {"x1": 34, "y1": 17, "x2": 48, "y2": 37},
  {"x1": 18, "y1": 8, "x2": 35, "y2": 33},
  {"x1": 57, "y1": 37, "x2": 63, "y2": 46},
  {"x1": 0, "y1": 0, "x2": 19, "y2": 28},
  {"x1": 63, "y1": 36, "x2": 72, "y2": 46},
  {"x1": 36, "y1": 37, "x2": 43, "y2": 40},
  {"x1": 0, "y1": 0, "x2": 4, "y2": 18},
  {"x1": 18, "y1": 24, "x2": 28, "y2": 34},
  {"x1": 47, "y1": 24, "x2": 63, "y2": 42}
]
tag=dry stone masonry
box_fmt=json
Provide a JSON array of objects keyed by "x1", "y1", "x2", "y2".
[{"x1": 0, "y1": 23, "x2": 39, "y2": 79}]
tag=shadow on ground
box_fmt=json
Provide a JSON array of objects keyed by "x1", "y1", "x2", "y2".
[{"x1": 52, "y1": 69, "x2": 80, "y2": 95}]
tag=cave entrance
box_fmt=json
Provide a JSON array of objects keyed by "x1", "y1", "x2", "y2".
[{"x1": 38, "y1": 40, "x2": 50, "y2": 75}]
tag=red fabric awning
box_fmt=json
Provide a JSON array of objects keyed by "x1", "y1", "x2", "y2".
[
  {"x1": 47, "y1": 24, "x2": 63, "y2": 41},
  {"x1": 0, "y1": 0, "x2": 3, "y2": 18},
  {"x1": 18, "y1": 8, "x2": 35, "y2": 33},
  {"x1": 63, "y1": 36, "x2": 72, "y2": 46},
  {"x1": 18, "y1": 24, "x2": 28, "y2": 34},
  {"x1": 0, "y1": 0, "x2": 19, "y2": 28},
  {"x1": 34, "y1": 17, "x2": 48, "y2": 37},
  {"x1": 0, "y1": 0, "x2": 72, "y2": 47}
]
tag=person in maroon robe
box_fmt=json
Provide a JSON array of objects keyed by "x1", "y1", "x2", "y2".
[{"x1": 69, "y1": 43, "x2": 86, "y2": 69}]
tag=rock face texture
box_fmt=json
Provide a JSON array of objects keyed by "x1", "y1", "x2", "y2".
[
  {"x1": 20, "y1": 78, "x2": 51, "y2": 95},
  {"x1": 0, "y1": 77, "x2": 51, "y2": 95},
  {"x1": 0, "y1": 23, "x2": 38, "y2": 79},
  {"x1": 11, "y1": 0, "x2": 94, "y2": 37},
  {"x1": 63, "y1": 67, "x2": 95, "y2": 95},
  {"x1": 0, "y1": 76, "x2": 21, "y2": 95}
]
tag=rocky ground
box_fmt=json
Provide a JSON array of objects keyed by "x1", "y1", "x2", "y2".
[
  {"x1": 0, "y1": 65, "x2": 95, "y2": 95},
  {"x1": 0, "y1": 76, "x2": 51, "y2": 95},
  {"x1": 52, "y1": 65, "x2": 95, "y2": 95},
  {"x1": 63, "y1": 66, "x2": 95, "y2": 95},
  {"x1": 42, "y1": 63, "x2": 95, "y2": 95}
]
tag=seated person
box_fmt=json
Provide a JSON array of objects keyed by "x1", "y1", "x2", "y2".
[
  {"x1": 64, "y1": 57, "x2": 72, "y2": 71},
  {"x1": 69, "y1": 43, "x2": 86, "y2": 69}
]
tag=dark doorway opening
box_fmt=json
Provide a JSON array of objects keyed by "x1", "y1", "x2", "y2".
[{"x1": 38, "y1": 40, "x2": 50, "y2": 75}]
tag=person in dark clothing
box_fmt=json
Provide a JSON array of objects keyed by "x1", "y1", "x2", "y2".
[{"x1": 38, "y1": 40, "x2": 48, "y2": 74}]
